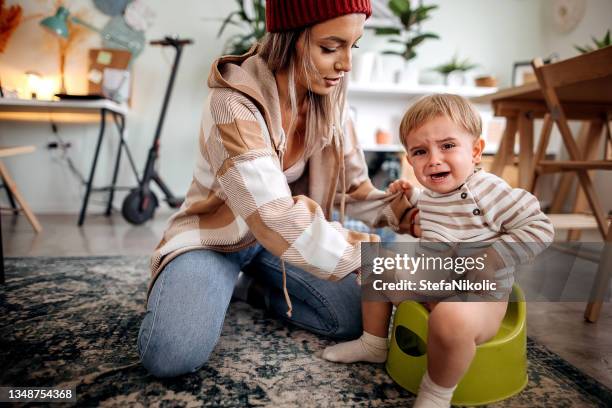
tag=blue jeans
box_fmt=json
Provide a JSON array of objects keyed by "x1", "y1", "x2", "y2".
[{"x1": 138, "y1": 244, "x2": 362, "y2": 378}]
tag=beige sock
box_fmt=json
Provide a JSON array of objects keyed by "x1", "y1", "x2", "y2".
[
  {"x1": 320, "y1": 331, "x2": 388, "y2": 363},
  {"x1": 413, "y1": 371, "x2": 457, "y2": 408}
]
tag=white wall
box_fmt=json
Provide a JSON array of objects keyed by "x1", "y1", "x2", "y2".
[
  {"x1": 0, "y1": 0, "x2": 235, "y2": 212},
  {"x1": 0, "y1": 0, "x2": 610, "y2": 213}
]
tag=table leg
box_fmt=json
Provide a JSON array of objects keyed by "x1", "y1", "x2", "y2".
[
  {"x1": 106, "y1": 113, "x2": 126, "y2": 216},
  {"x1": 529, "y1": 114, "x2": 553, "y2": 193},
  {"x1": 518, "y1": 112, "x2": 534, "y2": 189},
  {"x1": 78, "y1": 109, "x2": 107, "y2": 226},
  {"x1": 490, "y1": 117, "x2": 518, "y2": 176}
]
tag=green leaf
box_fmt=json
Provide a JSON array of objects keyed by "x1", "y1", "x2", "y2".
[
  {"x1": 408, "y1": 33, "x2": 439, "y2": 47},
  {"x1": 388, "y1": 0, "x2": 410, "y2": 16},
  {"x1": 217, "y1": 11, "x2": 240, "y2": 37},
  {"x1": 403, "y1": 49, "x2": 417, "y2": 61},
  {"x1": 375, "y1": 27, "x2": 402, "y2": 36},
  {"x1": 382, "y1": 50, "x2": 404, "y2": 56}
]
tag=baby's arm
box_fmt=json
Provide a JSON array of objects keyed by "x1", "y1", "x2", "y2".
[{"x1": 465, "y1": 181, "x2": 554, "y2": 286}]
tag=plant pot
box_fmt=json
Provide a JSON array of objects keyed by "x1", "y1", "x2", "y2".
[
  {"x1": 445, "y1": 70, "x2": 465, "y2": 87},
  {"x1": 396, "y1": 61, "x2": 419, "y2": 86}
]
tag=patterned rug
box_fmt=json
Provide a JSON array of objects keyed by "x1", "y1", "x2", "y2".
[{"x1": 1, "y1": 257, "x2": 611, "y2": 407}]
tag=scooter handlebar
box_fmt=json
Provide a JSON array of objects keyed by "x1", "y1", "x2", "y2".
[{"x1": 150, "y1": 37, "x2": 193, "y2": 47}]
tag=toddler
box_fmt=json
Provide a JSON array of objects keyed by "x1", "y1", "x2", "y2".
[{"x1": 320, "y1": 94, "x2": 554, "y2": 408}]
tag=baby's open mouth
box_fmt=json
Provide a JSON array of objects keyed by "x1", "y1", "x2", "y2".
[{"x1": 429, "y1": 171, "x2": 450, "y2": 181}]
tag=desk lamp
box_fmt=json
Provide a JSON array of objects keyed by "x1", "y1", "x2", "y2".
[{"x1": 40, "y1": 6, "x2": 142, "y2": 97}]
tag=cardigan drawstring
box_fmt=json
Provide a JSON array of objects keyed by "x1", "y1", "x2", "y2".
[
  {"x1": 281, "y1": 260, "x2": 293, "y2": 317},
  {"x1": 279, "y1": 125, "x2": 346, "y2": 319}
]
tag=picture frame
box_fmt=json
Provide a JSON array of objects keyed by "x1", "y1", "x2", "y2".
[
  {"x1": 512, "y1": 61, "x2": 536, "y2": 87},
  {"x1": 366, "y1": 0, "x2": 402, "y2": 29},
  {"x1": 512, "y1": 53, "x2": 559, "y2": 87}
]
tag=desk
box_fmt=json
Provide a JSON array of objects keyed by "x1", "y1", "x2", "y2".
[{"x1": 0, "y1": 98, "x2": 139, "y2": 226}]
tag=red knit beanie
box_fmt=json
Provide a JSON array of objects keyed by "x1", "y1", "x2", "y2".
[{"x1": 266, "y1": 0, "x2": 372, "y2": 33}]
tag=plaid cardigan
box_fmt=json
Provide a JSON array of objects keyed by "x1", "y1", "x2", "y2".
[{"x1": 149, "y1": 50, "x2": 411, "y2": 296}]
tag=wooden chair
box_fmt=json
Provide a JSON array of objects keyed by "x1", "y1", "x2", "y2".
[
  {"x1": 531, "y1": 46, "x2": 612, "y2": 322},
  {"x1": 0, "y1": 145, "x2": 42, "y2": 233}
]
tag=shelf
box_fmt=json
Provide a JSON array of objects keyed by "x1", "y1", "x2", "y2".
[{"x1": 348, "y1": 83, "x2": 498, "y2": 98}]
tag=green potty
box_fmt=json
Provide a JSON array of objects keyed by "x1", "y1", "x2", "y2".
[{"x1": 386, "y1": 286, "x2": 527, "y2": 406}]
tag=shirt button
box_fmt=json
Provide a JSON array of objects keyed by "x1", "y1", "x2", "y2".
[
  {"x1": 473, "y1": 208, "x2": 481, "y2": 216},
  {"x1": 461, "y1": 192, "x2": 467, "y2": 199}
]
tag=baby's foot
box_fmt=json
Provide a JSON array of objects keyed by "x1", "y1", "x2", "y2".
[{"x1": 320, "y1": 332, "x2": 388, "y2": 363}]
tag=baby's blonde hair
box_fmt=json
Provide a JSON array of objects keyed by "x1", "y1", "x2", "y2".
[{"x1": 399, "y1": 94, "x2": 482, "y2": 147}]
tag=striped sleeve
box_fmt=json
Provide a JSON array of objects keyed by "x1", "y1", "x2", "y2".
[
  {"x1": 473, "y1": 173, "x2": 554, "y2": 267},
  {"x1": 208, "y1": 89, "x2": 378, "y2": 280},
  {"x1": 334, "y1": 117, "x2": 412, "y2": 231}
]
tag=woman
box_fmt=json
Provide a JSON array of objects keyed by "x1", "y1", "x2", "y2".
[{"x1": 138, "y1": 0, "x2": 415, "y2": 378}]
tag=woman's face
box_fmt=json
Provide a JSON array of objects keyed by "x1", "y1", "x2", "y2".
[{"x1": 295, "y1": 13, "x2": 365, "y2": 96}]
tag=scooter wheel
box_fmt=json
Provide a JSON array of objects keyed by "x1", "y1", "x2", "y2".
[{"x1": 122, "y1": 189, "x2": 158, "y2": 225}]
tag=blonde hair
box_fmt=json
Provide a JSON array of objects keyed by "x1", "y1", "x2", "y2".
[
  {"x1": 399, "y1": 94, "x2": 482, "y2": 147},
  {"x1": 258, "y1": 29, "x2": 347, "y2": 157}
]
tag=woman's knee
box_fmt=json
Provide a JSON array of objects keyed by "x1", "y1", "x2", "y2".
[
  {"x1": 138, "y1": 314, "x2": 218, "y2": 378},
  {"x1": 137, "y1": 250, "x2": 240, "y2": 378},
  {"x1": 317, "y1": 286, "x2": 363, "y2": 340}
]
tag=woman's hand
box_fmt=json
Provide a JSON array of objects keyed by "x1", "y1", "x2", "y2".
[{"x1": 412, "y1": 210, "x2": 422, "y2": 237}]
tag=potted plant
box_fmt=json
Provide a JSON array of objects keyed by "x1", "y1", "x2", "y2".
[
  {"x1": 432, "y1": 54, "x2": 478, "y2": 86},
  {"x1": 374, "y1": 0, "x2": 439, "y2": 85},
  {"x1": 217, "y1": 0, "x2": 266, "y2": 56},
  {"x1": 574, "y1": 29, "x2": 611, "y2": 54}
]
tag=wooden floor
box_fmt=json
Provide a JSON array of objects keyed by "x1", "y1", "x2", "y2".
[{"x1": 2, "y1": 212, "x2": 611, "y2": 389}]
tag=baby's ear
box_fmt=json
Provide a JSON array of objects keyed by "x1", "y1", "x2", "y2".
[{"x1": 472, "y1": 138, "x2": 485, "y2": 164}]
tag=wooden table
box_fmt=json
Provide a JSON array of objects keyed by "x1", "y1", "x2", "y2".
[{"x1": 472, "y1": 80, "x2": 612, "y2": 192}]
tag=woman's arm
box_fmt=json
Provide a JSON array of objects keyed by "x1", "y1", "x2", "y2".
[{"x1": 206, "y1": 90, "x2": 379, "y2": 281}]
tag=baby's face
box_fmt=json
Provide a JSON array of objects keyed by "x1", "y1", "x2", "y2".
[{"x1": 404, "y1": 115, "x2": 484, "y2": 194}]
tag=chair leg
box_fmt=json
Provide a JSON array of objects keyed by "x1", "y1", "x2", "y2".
[
  {"x1": 567, "y1": 120, "x2": 604, "y2": 240},
  {"x1": 0, "y1": 161, "x2": 42, "y2": 233},
  {"x1": 549, "y1": 121, "x2": 591, "y2": 213},
  {"x1": 584, "y1": 223, "x2": 612, "y2": 323}
]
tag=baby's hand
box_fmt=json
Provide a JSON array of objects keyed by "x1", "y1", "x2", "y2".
[{"x1": 387, "y1": 179, "x2": 412, "y2": 195}]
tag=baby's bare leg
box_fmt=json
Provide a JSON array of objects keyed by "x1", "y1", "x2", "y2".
[
  {"x1": 428, "y1": 301, "x2": 507, "y2": 386},
  {"x1": 414, "y1": 301, "x2": 507, "y2": 408},
  {"x1": 363, "y1": 300, "x2": 393, "y2": 337},
  {"x1": 320, "y1": 300, "x2": 392, "y2": 363}
]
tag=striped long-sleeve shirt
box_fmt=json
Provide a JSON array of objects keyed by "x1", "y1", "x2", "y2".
[
  {"x1": 148, "y1": 49, "x2": 412, "y2": 297},
  {"x1": 408, "y1": 169, "x2": 554, "y2": 268}
]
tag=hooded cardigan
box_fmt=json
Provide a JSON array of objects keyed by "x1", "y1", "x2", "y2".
[{"x1": 149, "y1": 49, "x2": 412, "y2": 301}]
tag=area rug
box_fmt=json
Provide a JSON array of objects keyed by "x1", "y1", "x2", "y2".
[{"x1": 1, "y1": 257, "x2": 611, "y2": 407}]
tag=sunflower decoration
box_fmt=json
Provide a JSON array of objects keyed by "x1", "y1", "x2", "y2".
[{"x1": 0, "y1": 0, "x2": 22, "y2": 53}]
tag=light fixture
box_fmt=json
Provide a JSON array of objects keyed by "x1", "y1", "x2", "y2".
[
  {"x1": 40, "y1": 6, "x2": 139, "y2": 96},
  {"x1": 40, "y1": 6, "x2": 138, "y2": 53},
  {"x1": 25, "y1": 71, "x2": 42, "y2": 99}
]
